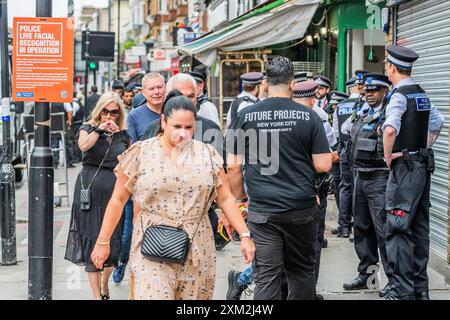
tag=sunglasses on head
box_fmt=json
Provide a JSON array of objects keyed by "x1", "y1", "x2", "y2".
[{"x1": 100, "y1": 108, "x2": 120, "y2": 117}]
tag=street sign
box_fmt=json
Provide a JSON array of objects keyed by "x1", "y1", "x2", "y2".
[
  {"x1": 12, "y1": 17, "x2": 74, "y2": 103},
  {"x1": 81, "y1": 31, "x2": 115, "y2": 62}
]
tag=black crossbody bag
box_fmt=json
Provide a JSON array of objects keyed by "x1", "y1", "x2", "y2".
[{"x1": 140, "y1": 146, "x2": 215, "y2": 265}]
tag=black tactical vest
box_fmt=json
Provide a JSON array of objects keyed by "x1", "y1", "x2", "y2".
[
  {"x1": 392, "y1": 85, "x2": 430, "y2": 153},
  {"x1": 336, "y1": 98, "x2": 356, "y2": 142},
  {"x1": 351, "y1": 104, "x2": 387, "y2": 169},
  {"x1": 73, "y1": 100, "x2": 84, "y2": 124},
  {"x1": 196, "y1": 94, "x2": 212, "y2": 112},
  {"x1": 229, "y1": 95, "x2": 254, "y2": 124}
]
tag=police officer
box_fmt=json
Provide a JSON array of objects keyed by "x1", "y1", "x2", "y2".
[
  {"x1": 294, "y1": 72, "x2": 308, "y2": 83},
  {"x1": 189, "y1": 70, "x2": 220, "y2": 126},
  {"x1": 382, "y1": 45, "x2": 443, "y2": 300},
  {"x1": 226, "y1": 72, "x2": 264, "y2": 127},
  {"x1": 331, "y1": 77, "x2": 360, "y2": 237},
  {"x1": 326, "y1": 91, "x2": 349, "y2": 227},
  {"x1": 343, "y1": 73, "x2": 392, "y2": 292},
  {"x1": 313, "y1": 75, "x2": 332, "y2": 110}
]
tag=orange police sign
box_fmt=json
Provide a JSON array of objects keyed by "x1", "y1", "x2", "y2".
[{"x1": 12, "y1": 17, "x2": 74, "y2": 103}]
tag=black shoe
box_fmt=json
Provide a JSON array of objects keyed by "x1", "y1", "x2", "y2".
[
  {"x1": 379, "y1": 282, "x2": 393, "y2": 298},
  {"x1": 383, "y1": 291, "x2": 414, "y2": 300},
  {"x1": 321, "y1": 238, "x2": 328, "y2": 248},
  {"x1": 314, "y1": 293, "x2": 324, "y2": 300},
  {"x1": 226, "y1": 271, "x2": 247, "y2": 300},
  {"x1": 415, "y1": 291, "x2": 430, "y2": 300},
  {"x1": 343, "y1": 275, "x2": 369, "y2": 290},
  {"x1": 331, "y1": 228, "x2": 339, "y2": 235},
  {"x1": 337, "y1": 228, "x2": 350, "y2": 238}
]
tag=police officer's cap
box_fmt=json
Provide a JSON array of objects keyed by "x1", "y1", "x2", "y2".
[
  {"x1": 293, "y1": 80, "x2": 318, "y2": 98},
  {"x1": 386, "y1": 45, "x2": 419, "y2": 69},
  {"x1": 189, "y1": 71, "x2": 206, "y2": 83},
  {"x1": 345, "y1": 77, "x2": 357, "y2": 88},
  {"x1": 241, "y1": 72, "x2": 264, "y2": 85},
  {"x1": 294, "y1": 72, "x2": 308, "y2": 83},
  {"x1": 354, "y1": 70, "x2": 369, "y2": 84},
  {"x1": 112, "y1": 79, "x2": 124, "y2": 89},
  {"x1": 313, "y1": 75, "x2": 332, "y2": 88},
  {"x1": 329, "y1": 91, "x2": 349, "y2": 104},
  {"x1": 363, "y1": 73, "x2": 392, "y2": 90}
]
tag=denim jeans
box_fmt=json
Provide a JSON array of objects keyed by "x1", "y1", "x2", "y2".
[
  {"x1": 238, "y1": 266, "x2": 253, "y2": 287},
  {"x1": 119, "y1": 198, "x2": 133, "y2": 264}
]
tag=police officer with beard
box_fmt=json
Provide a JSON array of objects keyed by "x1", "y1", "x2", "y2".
[
  {"x1": 343, "y1": 74, "x2": 392, "y2": 294},
  {"x1": 382, "y1": 45, "x2": 443, "y2": 300}
]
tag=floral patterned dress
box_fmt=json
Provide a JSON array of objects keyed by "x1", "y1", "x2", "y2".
[{"x1": 115, "y1": 137, "x2": 223, "y2": 300}]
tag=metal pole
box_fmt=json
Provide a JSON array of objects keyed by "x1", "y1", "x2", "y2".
[
  {"x1": 28, "y1": 0, "x2": 53, "y2": 300},
  {"x1": 108, "y1": 0, "x2": 111, "y2": 90},
  {"x1": 117, "y1": 0, "x2": 120, "y2": 79},
  {"x1": 337, "y1": 3, "x2": 347, "y2": 92},
  {"x1": 0, "y1": 0, "x2": 17, "y2": 267},
  {"x1": 84, "y1": 29, "x2": 90, "y2": 121}
]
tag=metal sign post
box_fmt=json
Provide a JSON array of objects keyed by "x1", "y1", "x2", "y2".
[{"x1": 0, "y1": 0, "x2": 17, "y2": 267}]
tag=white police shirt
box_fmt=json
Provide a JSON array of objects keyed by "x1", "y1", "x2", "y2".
[{"x1": 381, "y1": 77, "x2": 443, "y2": 134}]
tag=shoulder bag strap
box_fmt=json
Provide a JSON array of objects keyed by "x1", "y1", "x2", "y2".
[{"x1": 81, "y1": 135, "x2": 114, "y2": 190}]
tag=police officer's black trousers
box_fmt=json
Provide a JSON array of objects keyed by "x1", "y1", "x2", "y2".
[
  {"x1": 248, "y1": 205, "x2": 319, "y2": 300},
  {"x1": 385, "y1": 160, "x2": 430, "y2": 298},
  {"x1": 353, "y1": 172, "x2": 390, "y2": 278},
  {"x1": 338, "y1": 150, "x2": 353, "y2": 231},
  {"x1": 331, "y1": 163, "x2": 341, "y2": 210},
  {"x1": 315, "y1": 190, "x2": 327, "y2": 287}
]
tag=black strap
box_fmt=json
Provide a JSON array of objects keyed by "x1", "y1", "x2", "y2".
[{"x1": 229, "y1": 96, "x2": 252, "y2": 123}]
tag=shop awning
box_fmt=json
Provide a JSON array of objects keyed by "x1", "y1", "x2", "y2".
[{"x1": 179, "y1": 0, "x2": 321, "y2": 66}]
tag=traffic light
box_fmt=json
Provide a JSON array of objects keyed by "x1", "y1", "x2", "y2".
[{"x1": 88, "y1": 60, "x2": 98, "y2": 71}]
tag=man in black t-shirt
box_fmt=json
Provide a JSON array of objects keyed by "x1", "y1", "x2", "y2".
[{"x1": 225, "y1": 57, "x2": 332, "y2": 300}]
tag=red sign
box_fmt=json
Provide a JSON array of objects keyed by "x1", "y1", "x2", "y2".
[
  {"x1": 12, "y1": 17, "x2": 74, "y2": 102},
  {"x1": 153, "y1": 49, "x2": 165, "y2": 60}
]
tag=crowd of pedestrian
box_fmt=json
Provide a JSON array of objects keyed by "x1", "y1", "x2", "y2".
[{"x1": 63, "y1": 45, "x2": 443, "y2": 301}]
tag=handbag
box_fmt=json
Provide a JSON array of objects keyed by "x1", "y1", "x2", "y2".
[
  {"x1": 140, "y1": 146, "x2": 215, "y2": 265},
  {"x1": 79, "y1": 134, "x2": 114, "y2": 211}
]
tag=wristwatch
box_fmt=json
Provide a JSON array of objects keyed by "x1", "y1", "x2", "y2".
[
  {"x1": 93, "y1": 126, "x2": 105, "y2": 135},
  {"x1": 239, "y1": 232, "x2": 253, "y2": 240}
]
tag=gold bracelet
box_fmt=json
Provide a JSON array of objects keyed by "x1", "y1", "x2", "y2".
[{"x1": 96, "y1": 240, "x2": 110, "y2": 246}]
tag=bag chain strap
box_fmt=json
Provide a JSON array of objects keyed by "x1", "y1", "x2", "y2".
[{"x1": 80, "y1": 134, "x2": 114, "y2": 191}]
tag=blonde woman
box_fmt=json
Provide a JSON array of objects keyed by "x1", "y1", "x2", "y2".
[{"x1": 65, "y1": 92, "x2": 130, "y2": 300}]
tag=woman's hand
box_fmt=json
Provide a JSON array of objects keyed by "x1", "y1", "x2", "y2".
[
  {"x1": 104, "y1": 120, "x2": 120, "y2": 133},
  {"x1": 240, "y1": 237, "x2": 255, "y2": 264},
  {"x1": 91, "y1": 243, "x2": 110, "y2": 270}
]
